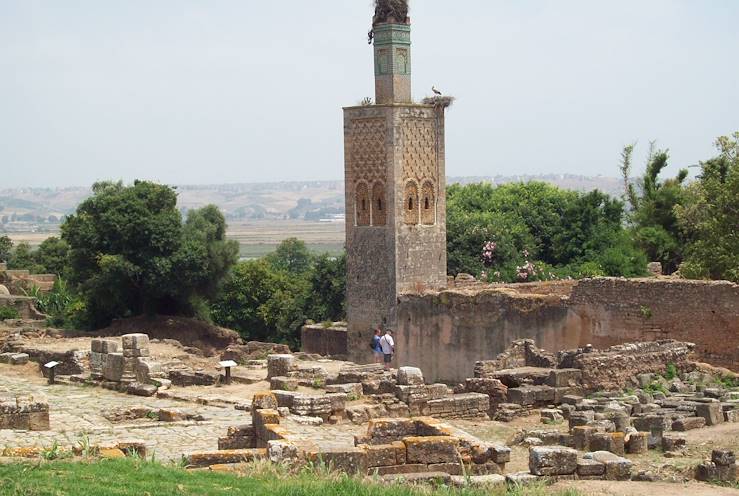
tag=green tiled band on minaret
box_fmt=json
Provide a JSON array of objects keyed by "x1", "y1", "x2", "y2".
[{"x1": 373, "y1": 23, "x2": 412, "y2": 104}]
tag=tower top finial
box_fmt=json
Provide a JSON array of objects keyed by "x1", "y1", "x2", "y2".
[{"x1": 373, "y1": 0, "x2": 409, "y2": 26}]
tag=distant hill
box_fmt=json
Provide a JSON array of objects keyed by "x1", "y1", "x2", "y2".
[{"x1": 0, "y1": 175, "x2": 626, "y2": 230}]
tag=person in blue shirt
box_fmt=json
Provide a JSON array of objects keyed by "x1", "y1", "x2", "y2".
[{"x1": 372, "y1": 327, "x2": 383, "y2": 364}]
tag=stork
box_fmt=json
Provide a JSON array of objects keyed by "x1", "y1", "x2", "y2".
[{"x1": 432, "y1": 86, "x2": 442, "y2": 96}]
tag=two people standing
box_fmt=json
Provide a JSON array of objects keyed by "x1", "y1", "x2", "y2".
[{"x1": 371, "y1": 327, "x2": 395, "y2": 369}]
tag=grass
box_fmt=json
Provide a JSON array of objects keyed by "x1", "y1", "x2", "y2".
[{"x1": 0, "y1": 458, "x2": 583, "y2": 496}]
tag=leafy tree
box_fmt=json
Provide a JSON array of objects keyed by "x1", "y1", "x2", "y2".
[
  {"x1": 305, "y1": 252, "x2": 346, "y2": 322},
  {"x1": 677, "y1": 132, "x2": 739, "y2": 282},
  {"x1": 446, "y1": 182, "x2": 645, "y2": 281},
  {"x1": 34, "y1": 237, "x2": 70, "y2": 277},
  {"x1": 265, "y1": 237, "x2": 313, "y2": 275},
  {"x1": 210, "y1": 259, "x2": 304, "y2": 346},
  {"x1": 620, "y1": 144, "x2": 688, "y2": 274},
  {"x1": 7, "y1": 242, "x2": 45, "y2": 274},
  {"x1": 61, "y1": 180, "x2": 238, "y2": 328},
  {"x1": 0, "y1": 235, "x2": 11, "y2": 262},
  {"x1": 211, "y1": 239, "x2": 346, "y2": 347}
]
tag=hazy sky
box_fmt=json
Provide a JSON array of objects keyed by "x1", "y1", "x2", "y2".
[{"x1": 1, "y1": 0, "x2": 738, "y2": 188}]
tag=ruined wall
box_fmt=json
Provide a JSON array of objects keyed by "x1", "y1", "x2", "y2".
[
  {"x1": 0, "y1": 295, "x2": 45, "y2": 320},
  {"x1": 301, "y1": 324, "x2": 348, "y2": 358},
  {"x1": 569, "y1": 278, "x2": 739, "y2": 371},
  {"x1": 395, "y1": 288, "x2": 583, "y2": 384},
  {"x1": 394, "y1": 278, "x2": 739, "y2": 383}
]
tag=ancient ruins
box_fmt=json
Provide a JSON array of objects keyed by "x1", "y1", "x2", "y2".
[{"x1": 0, "y1": 1, "x2": 737, "y2": 493}]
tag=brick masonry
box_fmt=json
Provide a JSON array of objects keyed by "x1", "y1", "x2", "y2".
[{"x1": 394, "y1": 278, "x2": 739, "y2": 383}]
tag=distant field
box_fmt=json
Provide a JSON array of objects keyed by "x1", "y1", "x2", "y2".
[{"x1": 6, "y1": 220, "x2": 345, "y2": 258}]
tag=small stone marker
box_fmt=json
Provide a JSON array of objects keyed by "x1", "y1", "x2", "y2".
[
  {"x1": 219, "y1": 360, "x2": 237, "y2": 385},
  {"x1": 44, "y1": 361, "x2": 59, "y2": 385}
]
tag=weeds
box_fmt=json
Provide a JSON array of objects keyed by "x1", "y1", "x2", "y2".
[{"x1": 665, "y1": 362, "x2": 678, "y2": 380}]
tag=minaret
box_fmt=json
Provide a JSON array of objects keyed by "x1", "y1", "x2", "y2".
[{"x1": 343, "y1": 4, "x2": 447, "y2": 364}]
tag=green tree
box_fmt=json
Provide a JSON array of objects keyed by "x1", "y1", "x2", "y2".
[
  {"x1": 446, "y1": 182, "x2": 645, "y2": 281},
  {"x1": 211, "y1": 259, "x2": 304, "y2": 346},
  {"x1": 7, "y1": 242, "x2": 45, "y2": 273},
  {"x1": 305, "y1": 252, "x2": 346, "y2": 322},
  {"x1": 265, "y1": 237, "x2": 313, "y2": 275},
  {"x1": 0, "y1": 235, "x2": 12, "y2": 263},
  {"x1": 34, "y1": 237, "x2": 70, "y2": 276},
  {"x1": 621, "y1": 144, "x2": 688, "y2": 274},
  {"x1": 677, "y1": 132, "x2": 739, "y2": 282},
  {"x1": 61, "y1": 180, "x2": 237, "y2": 328}
]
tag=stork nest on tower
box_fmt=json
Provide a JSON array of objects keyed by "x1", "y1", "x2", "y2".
[
  {"x1": 422, "y1": 95, "x2": 456, "y2": 109},
  {"x1": 374, "y1": 0, "x2": 409, "y2": 25}
]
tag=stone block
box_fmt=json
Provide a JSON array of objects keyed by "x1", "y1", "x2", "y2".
[
  {"x1": 725, "y1": 410, "x2": 739, "y2": 423},
  {"x1": 362, "y1": 444, "x2": 402, "y2": 467},
  {"x1": 270, "y1": 376, "x2": 298, "y2": 391},
  {"x1": 591, "y1": 451, "x2": 632, "y2": 480},
  {"x1": 268, "y1": 440, "x2": 298, "y2": 463},
  {"x1": 121, "y1": 333, "x2": 149, "y2": 350},
  {"x1": 368, "y1": 418, "x2": 417, "y2": 444},
  {"x1": 0, "y1": 353, "x2": 29, "y2": 365},
  {"x1": 252, "y1": 392, "x2": 279, "y2": 411},
  {"x1": 572, "y1": 426, "x2": 594, "y2": 451},
  {"x1": 404, "y1": 436, "x2": 459, "y2": 464},
  {"x1": 672, "y1": 416, "x2": 706, "y2": 431},
  {"x1": 546, "y1": 369, "x2": 582, "y2": 388},
  {"x1": 187, "y1": 448, "x2": 267, "y2": 468},
  {"x1": 27, "y1": 411, "x2": 50, "y2": 431},
  {"x1": 126, "y1": 383, "x2": 157, "y2": 397},
  {"x1": 428, "y1": 463, "x2": 463, "y2": 475},
  {"x1": 540, "y1": 408, "x2": 564, "y2": 423},
  {"x1": 507, "y1": 387, "x2": 535, "y2": 406},
  {"x1": 310, "y1": 448, "x2": 368, "y2": 474},
  {"x1": 490, "y1": 445, "x2": 511, "y2": 464},
  {"x1": 123, "y1": 348, "x2": 150, "y2": 358},
  {"x1": 589, "y1": 433, "x2": 614, "y2": 453},
  {"x1": 253, "y1": 409, "x2": 280, "y2": 432},
  {"x1": 662, "y1": 434, "x2": 686, "y2": 451},
  {"x1": 528, "y1": 446, "x2": 578, "y2": 476},
  {"x1": 397, "y1": 367, "x2": 424, "y2": 385},
  {"x1": 577, "y1": 458, "x2": 605, "y2": 476},
  {"x1": 695, "y1": 402, "x2": 724, "y2": 426},
  {"x1": 135, "y1": 358, "x2": 162, "y2": 384},
  {"x1": 712, "y1": 449, "x2": 736, "y2": 467},
  {"x1": 370, "y1": 463, "x2": 428, "y2": 476},
  {"x1": 267, "y1": 354, "x2": 295, "y2": 379},
  {"x1": 626, "y1": 432, "x2": 649, "y2": 454},
  {"x1": 632, "y1": 414, "x2": 671, "y2": 448},
  {"x1": 325, "y1": 383, "x2": 363, "y2": 399},
  {"x1": 568, "y1": 410, "x2": 595, "y2": 430},
  {"x1": 102, "y1": 353, "x2": 125, "y2": 382},
  {"x1": 272, "y1": 390, "x2": 297, "y2": 409},
  {"x1": 158, "y1": 409, "x2": 186, "y2": 422}
]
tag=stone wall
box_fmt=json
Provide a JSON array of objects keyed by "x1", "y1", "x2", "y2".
[
  {"x1": 0, "y1": 295, "x2": 45, "y2": 320},
  {"x1": 393, "y1": 278, "x2": 739, "y2": 383},
  {"x1": 568, "y1": 278, "x2": 739, "y2": 371},
  {"x1": 301, "y1": 323, "x2": 348, "y2": 358}
]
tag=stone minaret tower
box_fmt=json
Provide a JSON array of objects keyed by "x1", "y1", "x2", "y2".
[{"x1": 343, "y1": 6, "x2": 447, "y2": 363}]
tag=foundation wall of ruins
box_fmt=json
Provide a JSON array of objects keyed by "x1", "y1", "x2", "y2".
[{"x1": 395, "y1": 278, "x2": 739, "y2": 383}]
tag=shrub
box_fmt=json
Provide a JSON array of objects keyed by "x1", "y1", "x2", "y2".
[{"x1": 0, "y1": 306, "x2": 20, "y2": 320}]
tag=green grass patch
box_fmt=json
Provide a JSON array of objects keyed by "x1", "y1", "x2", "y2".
[{"x1": 0, "y1": 458, "x2": 582, "y2": 496}]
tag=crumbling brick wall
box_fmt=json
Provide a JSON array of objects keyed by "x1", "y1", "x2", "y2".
[{"x1": 394, "y1": 278, "x2": 739, "y2": 383}]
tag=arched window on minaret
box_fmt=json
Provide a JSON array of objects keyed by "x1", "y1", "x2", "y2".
[
  {"x1": 371, "y1": 181, "x2": 386, "y2": 226},
  {"x1": 403, "y1": 181, "x2": 419, "y2": 225},
  {"x1": 421, "y1": 180, "x2": 436, "y2": 225},
  {"x1": 356, "y1": 182, "x2": 370, "y2": 226}
]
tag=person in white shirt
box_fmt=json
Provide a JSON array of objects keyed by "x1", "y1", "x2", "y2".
[{"x1": 379, "y1": 329, "x2": 395, "y2": 369}]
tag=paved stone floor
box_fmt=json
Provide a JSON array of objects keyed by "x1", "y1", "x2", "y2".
[
  {"x1": 0, "y1": 373, "x2": 250, "y2": 462},
  {"x1": 0, "y1": 368, "x2": 365, "y2": 462}
]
